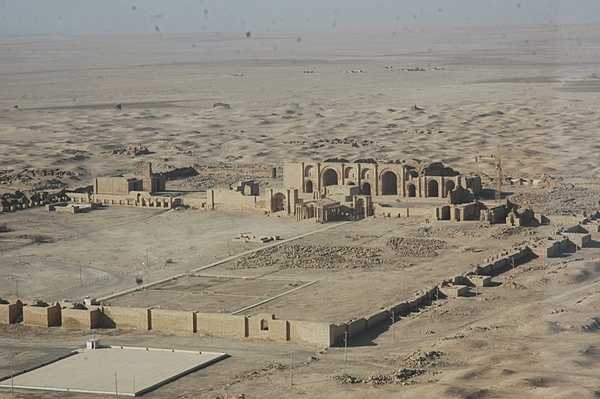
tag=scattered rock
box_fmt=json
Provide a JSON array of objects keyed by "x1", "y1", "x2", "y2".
[
  {"x1": 112, "y1": 143, "x2": 151, "y2": 157},
  {"x1": 233, "y1": 244, "x2": 383, "y2": 270},
  {"x1": 387, "y1": 237, "x2": 447, "y2": 257}
]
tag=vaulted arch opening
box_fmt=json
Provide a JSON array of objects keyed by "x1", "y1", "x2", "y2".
[
  {"x1": 322, "y1": 169, "x2": 339, "y2": 187},
  {"x1": 381, "y1": 171, "x2": 398, "y2": 195},
  {"x1": 428, "y1": 180, "x2": 439, "y2": 197}
]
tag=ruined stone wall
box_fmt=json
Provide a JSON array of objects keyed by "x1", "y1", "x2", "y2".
[
  {"x1": 95, "y1": 177, "x2": 131, "y2": 195},
  {"x1": 0, "y1": 301, "x2": 22, "y2": 324},
  {"x1": 100, "y1": 306, "x2": 151, "y2": 330},
  {"x1": 288, "y1": 320, "x2": 338, "y2": 347},
  {"x1": 61, "y1": 308, "x2": 102, "y2": 330},
  {"x1": 196, "y1": 312, "x2": 248, "y2": 339},
  {"x1": 151, "y1": 309, "x2": 196, "y2": 334},
  {"x1": 283, "y1": 162, "x2": 304, "y2": 191},
  {"x1": 562, "y1": 232, "x2": 592, "y2": 249},
  {"x1": 23, "y1": 304, "x2": 61, "y2": 327},
  {"x1": 248, "y1": 314, "x2": 289, "y2": 341},
  {"x1": 374, "y1": 204, "x2": 436, "y2": 219},
  {"x1": 474, "y1": 246, "x2": 535, "y2": 276},
  {"x1": 346, "y1": 318, "x2": 368, "y2": 339},
  {"x1": 208, "y1": 189, "x2": 262, "y2": 212}
]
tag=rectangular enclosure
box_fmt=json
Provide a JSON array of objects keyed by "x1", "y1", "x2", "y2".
[{"x1": 0, "y1": 346, "x2": 228, "y2": 397}]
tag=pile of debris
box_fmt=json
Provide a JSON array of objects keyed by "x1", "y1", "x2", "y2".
[
  {"x1": 0, "y1": 190, "x2": 69, "y2": 213},
  {"x1": 233, "y1": 244, "x2": 383, "y2": 270},
  {"x1": 334, "y1": 351, "x2": 443, "y2": 386},
  {"x1": 112, "y1": 143, "x2": 151, "y2": 157},
  {"x1": 158, "y1": 166, "x2": 199, "y2": 181},
  {"x1": 169, "y1": 162, "x2": 273, "y2": 191},
  {"x1": 229, "y1": 362, "x2": 288, "y2": 385},
  {"x1": 334, "y1": 369, "x2": 424, "y2": 385},
  {"x1": 415, "y1": 223, "x2": 485, "y2": 239},
  {"x1": 287, "y1": 137, "x2": 375, "y2": 149},
  {"x1": 511, "y1": 183, "x2": 599, "y2": 216},
  {"x1": 386, "y1": 237, "x2": 447, "y2": 257},
  {"x1": 0, "y1": 168, "x2": 78, "y2": 187},
  {"x1": 402, "y1": 350, "x2": 444, "y2": 369}
]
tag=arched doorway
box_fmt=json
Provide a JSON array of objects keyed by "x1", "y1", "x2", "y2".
[
  {"x1": 407, "y1": 183, "x2": 417, "y2": 197},
  {"x1": 445, "y1": 180, "x2": 455, "y2": 197},
  {"x1": 361, "y1": 182, "x2": 371, "y2": 196},
  {"x1": 381, "y1": 171, "x2": 398, "y2": 195},
  {"x1": 272, "y1": 192, "x2": 286, "y2": 212},
  {"x1": 322, "y1": 169, "x2": 339, "y2": 187},
  {"x1": 305, "y1": 180, "x2": 313, "y2": 193},
  {"x1": 428, "y1": 180, "x2": 439, "y2": 197}
]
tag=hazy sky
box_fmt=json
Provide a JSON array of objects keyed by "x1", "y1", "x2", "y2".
[{"x1": 0, "y1": 0, "x2": 598, "y2": 36}]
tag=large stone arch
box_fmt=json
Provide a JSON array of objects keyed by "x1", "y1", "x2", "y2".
[
  {"x1": 322, "y1": 168, "x2": 339, "y2": 187},
  {"x1": 380, "y1": 170, "x2": 398, "y2": 195},
  {"x1": 428, "y1": 180, "x2": 439, "y2": 197}
]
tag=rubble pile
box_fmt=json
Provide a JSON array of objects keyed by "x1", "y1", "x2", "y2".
[
  {"x1": 112, "y1": 143, "x2": 151, "y2": 157},
  {"x1": 489, "y1": 226, "x2": 536, "y2": 240},
  {"x1": 0, "y1": 190, "x2": 69, "y2": 213},
  {"x1": 169, "y1": 162, "x2": 273, "y2": 191},
  {"x1": 415, "y1": 223, "x2": 486, "y2": 239},
  {"x1": 386, "y1": 237, "x2": 447, "y2": 257},
  {"x1": 511, "y1": 183, "x2": 600, "y2": 216},
  {"x1": 334, "y1": 368, "x2": 424, "y2": 385},
  {"x1": 233, "y1": 244, "x2": 383, "y2": 270},
  {"x1": 334, "y1": 351, "x2": 443, "y2": 386},
  {"x1": 0, "y1": 168, "x2": 78, "y2": 188},
  {"x1": 287, "y1": 137, "x2": 376, "y2": 149}
]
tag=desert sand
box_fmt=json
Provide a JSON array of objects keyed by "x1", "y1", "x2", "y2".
[{"x1": 2, "y1": 24, "x2": 600, "y2": 399}]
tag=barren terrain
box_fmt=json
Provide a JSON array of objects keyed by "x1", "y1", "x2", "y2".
[{"x1": 2, "y1": 24, "x2": 600, "y2": 398}]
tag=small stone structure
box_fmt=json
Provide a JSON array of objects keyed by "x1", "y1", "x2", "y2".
[
  {"x1": 0, "y1": 299, "x2": 23, "y2": 324},
  {"x1": 23, "y1": 302, "x2": 62, "y2": 328},
  {"x1": 61, "y1": 306, "x2": 103, "y2": 330},
  {"x1": 67, "y1": 162, "x2": 178, "y2": 209},
  {"x1": 561, "y1": 225, "x2": 592, "y2": 249}
]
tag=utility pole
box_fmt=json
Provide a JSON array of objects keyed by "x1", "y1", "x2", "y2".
[
  {"x1": 495, "y1": 147, "x2": 503, "y2": 201},
  {"x1": 114, "y1": 372, "x2": 119, "y2": 398},
  {"x1": 344, "y1": 330, "x2": 348, "y2": 363},
  {"x1": 289, "y1": 352, "x2": 294, "y2": 387},
  {"x1": 10, "y1": 352, "x2": 14, "y2": 398},
  {"x1": 391, "y1": 311, "x2": 396, "y2": 342}
]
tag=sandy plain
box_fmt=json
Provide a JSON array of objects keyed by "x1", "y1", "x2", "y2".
[{"x1": 2, "y1": 23, "x2": 600, "y2": 399}]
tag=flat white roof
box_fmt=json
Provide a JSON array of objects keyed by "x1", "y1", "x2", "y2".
[{"x1": 0, "y1": 346, "x2": 228, "y2": 397}]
